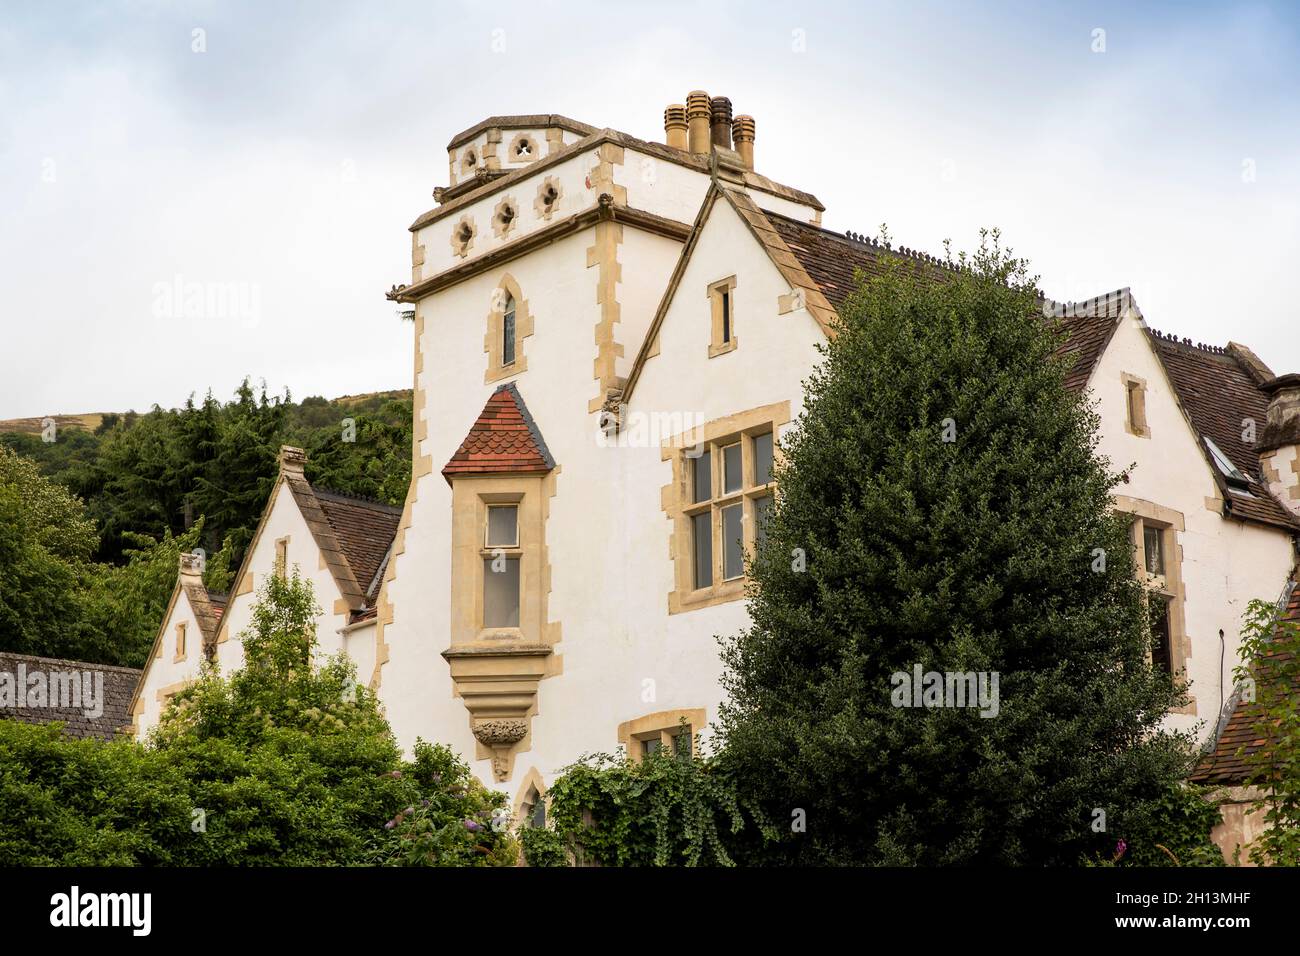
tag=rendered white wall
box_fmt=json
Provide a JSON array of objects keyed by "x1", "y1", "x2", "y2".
[{"x1": 1089, "y1": 313, "x2": 1295, "y2": 741}]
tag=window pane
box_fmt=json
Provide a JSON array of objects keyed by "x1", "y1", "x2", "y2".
[
  {"x1": 723, "y1": 443, "x2": 742, "y2": 494},
  {"x1": 753, "y1": 432, "x2": 774, "y2": 485},
  {"x1": 486, "y1": 505, "x2": 518, "y2": 547},
  {"x1": 692, "y1": 511, "x2": 712, "y2": 589},
  {"x1": 722, "y1": 503, "x2": 743, "y2": 579},
  {"x1": 754, "y1": 495, "x2": 773, "y2": 553},
  {"x1": 692, "y1": 450, "x2": 711, "y2": 504},
  {"x1": 483, "y1": 556, "x2": 520, "y2": 627},
  {"x1": 643, "y1": 738, "x2": 662, "y2": 757},
  {"x1": 503, "y1": 304, "x2": 516, "y2": 366},
  {"x1": 1143, "y1": 525, "x2": 1164, "y2": 575},
  {"x1": 721, "y1": 290, "x2": 731, "y2": 343},
  {"x1": 1151, "y1": 597, "x2": 1172, "y2": 674}
]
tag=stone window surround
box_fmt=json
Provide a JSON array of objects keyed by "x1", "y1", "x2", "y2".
[
  {"x1": 275, "y1": 535, "x2": 289, "y2": 580},
  {"x1": 617, "y1": 708, "x2": 707, "y2": 763},
  {"x1": 173, "y1": 621, "x2": 187, "y2": 663},
  {"x1": 492, "y1": 194, "x2": 519, "y2": 240},
  {"x1": 513, "y1": 766, "x2": 548, "y2": 825},
  {"x1": 1115, "y1": 494, "x2": 1194, "y2": 715},
  {"x1": 662, "y1": 401, "x2": 790, "y2": 614},
  {"x1": 484, "y1": 274, "x2": 534, "y2": 384},
  {"x1": 508, "y1": 132, "x2": 540, "y2": 164},
  {"x1": 708, "y1": 275, "x2": 738, "y2": 359},
  {"x1": 445, "y1": 470, "x2": 561, "y2": 781},
  {"x1": 1122, "y1": 372, "x2": 1150, "y2": 438},
  {"x1": 533, "y1": 175, "x2": 563, "y2": 221},
  {"x1": 451, "y1": 214, "x2": 478, "y2": 259}
]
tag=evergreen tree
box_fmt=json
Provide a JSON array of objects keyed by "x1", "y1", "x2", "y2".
[
  {"x1": 0, "y1": 447, "x2": 102, "y2": 660},
  {"x1": 718, "y1": 232, "x2": 1195, "y2": 865}
]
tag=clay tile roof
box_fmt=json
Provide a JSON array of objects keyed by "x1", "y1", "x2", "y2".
[
  {"x1": 442, "y1": 382, "x2": 555, "y2": 481},
  {"x1": 1192, "y1": 583, "x2": 1300, "y2": 785},
  {"x1": 1148, "y1": 332, "x2": 1300, "y2": 532},
  {"x1": 313, "y1": 490, "x2": 402, "y2": 601},
  {"x1": 0, "y1": 652, "x2": 142, "y2": 740}
]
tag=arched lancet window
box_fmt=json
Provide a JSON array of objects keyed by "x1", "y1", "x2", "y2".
[{"x1": 502, "y1": 294, "x2": 517, "y2": 366}]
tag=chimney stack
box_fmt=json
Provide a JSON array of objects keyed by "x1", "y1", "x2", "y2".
[
  {"x1": 279, "y1": 444, "x2": 307, "y2": 476},
  {"x1": 732, "y1": 114, "x2": 755, "y2": 170},
  {"x1": 686, "y1": 91, "x2": 711, "y2": 156},
  {"x1": 1258, "y1": 373, "x2": 1300, "y2": 517},
  {"x1": 710, "y1": 96, "x2": 733, "y2": 149},
  {"x1": 664, "y1": 104, "x2": 688, "y2": 150}
]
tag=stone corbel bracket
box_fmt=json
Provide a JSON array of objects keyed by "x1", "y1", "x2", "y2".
[{"x1": 442, "y1": 643, "x2": 553, "y2": 782}]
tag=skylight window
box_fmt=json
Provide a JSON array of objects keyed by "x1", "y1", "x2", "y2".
[{"x1": 1204, "y1": 436, "x2": 1251, "y2": 489}]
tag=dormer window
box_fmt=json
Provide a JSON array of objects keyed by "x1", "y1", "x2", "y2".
[{"x1": 1205, "y1": 436, "x2": 1251, "y2": 490}]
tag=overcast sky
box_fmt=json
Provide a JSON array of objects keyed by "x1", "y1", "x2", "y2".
[{"x1": 2, "y1": 0, "x2": 1298, "y2": 419}]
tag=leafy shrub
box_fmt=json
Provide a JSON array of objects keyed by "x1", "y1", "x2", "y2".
[
  {"x1": 518, "y1": 825, "x2": 567, "y2": 867},
  {"x1": 0, "y1": 571, "x2": 510, "y2": 867},
  {"x1": 545, "y1": 739, "x2": 771, "y2": 867}
]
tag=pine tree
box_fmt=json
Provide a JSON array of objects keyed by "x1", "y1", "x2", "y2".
[{"x1": 718, "y1": 232, "x2": 1195, "y2": 865}]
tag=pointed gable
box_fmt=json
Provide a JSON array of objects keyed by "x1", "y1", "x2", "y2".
[{"x1": 442, "y1": 382, "x2": 555, "y2": 480}]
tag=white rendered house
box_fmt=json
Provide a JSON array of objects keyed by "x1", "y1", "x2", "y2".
[{"x1": 134, "y1": 94, "x2": 1300, "y2": 822}]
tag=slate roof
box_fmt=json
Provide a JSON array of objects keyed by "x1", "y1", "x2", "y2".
[
  {"x1": 0, "y1": 652, "x2": 141, "y2": 740},
  {"x1": 443, "y1": 382, "x2": 555, "y2": 480},
  {"x1": 1148, "y1": 332, "x2": 1300, "y2": 532},
  {"x1": 1192, "y1": 582, "x2": 1300, "y2": 785},
  {"x1": 180, "y1": 578, "x2": 227, "y2": 644},
  {"x1": 764, "y1": 210, "x2": 1127, "y2": 395},
  {"x1": 754, "y1": 211, "x2": 1299, "y2": 532},
  {"x1": 314, "y1": 489, "x2": 402, "y2": 601},
  {"x1": 764, "y1": 208, "x2": 951, "y2": 310}
]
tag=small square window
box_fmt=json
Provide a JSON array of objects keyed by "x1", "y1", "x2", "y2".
[
  {"x1": 643, "y1": 737, "x2": 662, "y2": 757},
  {"x1": 486, "y1": 504, "x2": 519, "y2": 548},
  {"x1": 753, "y1": 432, "x2": 774, "y2": 485},
  {"x1": 722, "y1": 443, "x2": 742, "y2": 494}
]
